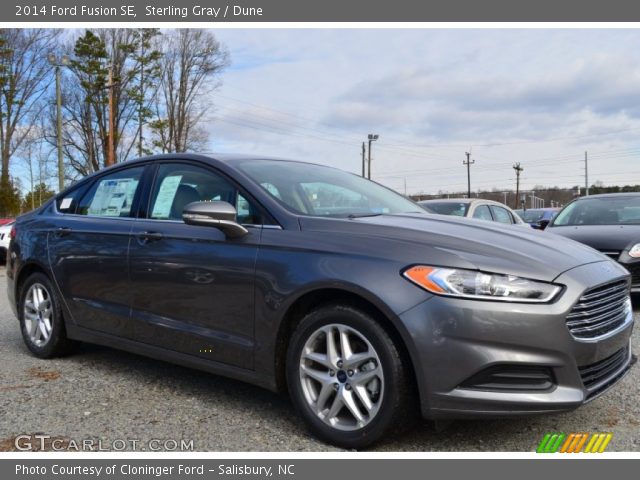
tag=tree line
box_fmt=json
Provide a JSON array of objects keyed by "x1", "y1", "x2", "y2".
[
  {"x1": 0, "y1": 28, "x2": 229, "y2": 217},
  {"x1": 411, "y1": 183, "x2": 640, "y2": 208}
]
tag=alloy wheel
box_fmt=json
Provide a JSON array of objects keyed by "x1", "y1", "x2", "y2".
[
  {"x1": 23, "y1": 283, "x2": 53, "y2": 347},
  {"x1": 298, "y1": 323, "x2": 384, "y2": 431}
]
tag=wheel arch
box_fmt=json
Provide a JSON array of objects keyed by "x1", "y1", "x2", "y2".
[
  {"x1": 14, "y1": 261, "x2": 52, "y2": 309},
  {"x1": 273, "y1": 286, "x2": 419, "y2": 399}
]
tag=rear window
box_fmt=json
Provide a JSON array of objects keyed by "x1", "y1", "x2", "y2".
[
  {"x1": 423, "y1": 202, "x2": 469, "y2": 217},
  {"x1": 77, "y1": 167, "x2": 144, "y2": 217}
]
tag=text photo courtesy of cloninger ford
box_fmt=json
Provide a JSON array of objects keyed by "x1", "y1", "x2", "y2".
[{"x1": 0, "y1": 27, "x2": 639, "y2": 452}]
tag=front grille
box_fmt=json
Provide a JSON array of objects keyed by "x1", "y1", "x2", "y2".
[
  {"x1": 598, "y1": 250, "x2": 621, "y2": 260},
  {"x1": 579, "y1": 347, "x2": 631, "y2": 399},
  {"x1": 566, "y1": 279, "x2": 630, "y2": 339}
]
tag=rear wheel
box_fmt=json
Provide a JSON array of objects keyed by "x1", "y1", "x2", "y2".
[
  {"x1": 19, "y1": 272, "x2": 75, "y2": 358},
  {"x1": 287, "y1": 304, "x2": 413, "y2": 449}
]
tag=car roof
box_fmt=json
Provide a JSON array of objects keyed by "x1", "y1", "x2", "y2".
[
  {"x1": 571, "y1": 192, "x2": 640, "y2": 200},
  {"x1": 520, "y1": 207, "x2": 559, "y2": 211},
  {"x1": 419, "y1": 198, "x2": 507, "y2": 206},
  {"x1": 120, "y1": 152, "x2": 310, "y2": 167}
]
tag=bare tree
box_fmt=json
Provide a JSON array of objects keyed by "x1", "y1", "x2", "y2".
[
  {"x1": 150, "y1": 29, "x2": 229, "y2": 153},
  {"x1": 0, "y1": 29, "x2": 60, "y2": 213},
  {"x1": 18, "y1": 120, "x2": 54, "y2": 210}
]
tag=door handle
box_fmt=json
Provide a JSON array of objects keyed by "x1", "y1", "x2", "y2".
[
  {"x1": 54, "y1": 227, "x2": 72, "y2": 238},
  {"x1": 136, "y1": 231, "x2": 164, "y2": 244}
]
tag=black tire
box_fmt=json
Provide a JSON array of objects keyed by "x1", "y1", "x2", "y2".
[
  {"x1": 18, "y1": 272, "x2": 75, "y2": 358},
  {"x1": 286, "y1": 304, "x2": 413, "y2": 449}
]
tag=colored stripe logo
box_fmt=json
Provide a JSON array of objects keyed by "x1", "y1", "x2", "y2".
[{"x1": 536, "y1": 432, "x2": 612, "y2": 453}]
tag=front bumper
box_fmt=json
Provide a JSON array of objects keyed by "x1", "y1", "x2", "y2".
[{"x1": 399, "y1": 261, "x2": 635, "y2": 419}]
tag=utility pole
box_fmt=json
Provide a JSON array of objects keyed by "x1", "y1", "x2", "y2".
[
  {"x1": 367, "y1": 134, "x2": 379, "y2": 180},
  {"x1": 361, "y1": 142, "x2": 366, "y2": 177},
  {"x1": 138, "y1": 29, "x2": 145, "y2": 158},
  {"x1": 48, "y1": 53, "x2": 70, "y2": 192},
  {"x1": 106, "y1": 65, "x2": 116, "y2": 167},
  {"x1": 463, "y1": 152, "x2": 474, "y2": 198},
  {"x1": 584, "y1": 151, "x2": 589, "y2": 196},
  {"x1": 513, "y1": 162, "x2": 523, "y2": 209}
]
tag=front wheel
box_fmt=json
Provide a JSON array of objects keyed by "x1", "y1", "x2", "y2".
[{"x1": 286, "y1": 304, "x2": 413, "y2": 449}]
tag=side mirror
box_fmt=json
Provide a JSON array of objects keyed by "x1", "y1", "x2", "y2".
[
  {"x1": 537, "y1": 219, "x2": 550, "y2": 230},
  {"x1": 182, "y1": 201, "x2": 248, "y2": 238}
]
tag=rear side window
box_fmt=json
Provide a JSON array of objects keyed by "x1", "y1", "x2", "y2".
[
  {"x1": 77, "y1": 167, "x2": 144, "y2": 217},
  {"x1": 56, "y1": 184, "x2": 86, "y2": 214},
  {"x1": 490, "y1": 206, "x2": 513, "y2": 224},
  {"x1": 472, "y1": 204, "x2": 493, "y2": 221}
]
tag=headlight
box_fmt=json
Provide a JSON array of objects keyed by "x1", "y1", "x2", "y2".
[
  {"x1": 403, "y1": 266, "x2": 562, "y2": 303},
  {"x1": 629, "y1": 243, "x2": 640, "y2": 258}
]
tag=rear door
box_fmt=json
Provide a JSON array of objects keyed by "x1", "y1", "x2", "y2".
[
  {"x1": 128, "y1": 161, "x2": 268, "y2": 369},
  {"x1": 47, "y1": 165, "x2": 147, "y2": 338}
]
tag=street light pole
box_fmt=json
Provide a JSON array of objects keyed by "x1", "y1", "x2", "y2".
[
  {"x1": 48, "y1": 53, "x2": 70, "y2": 192},
  {"x1": 367, "y1": 134, "x2": 379, "y2": 180}
]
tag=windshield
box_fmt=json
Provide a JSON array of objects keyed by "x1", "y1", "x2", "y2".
[
  {"x1": 421, "y1": 202, "x2": 469, "y2": 217},
  {"x1": 236, "y1": 160, "x2": 423, "y2": 218},
  {"x1": 519, "y1": 210, "x2": 546, "y2": 223},
  {"x1": 552, "y1": 196, "x2": 640, "y2": 226}
]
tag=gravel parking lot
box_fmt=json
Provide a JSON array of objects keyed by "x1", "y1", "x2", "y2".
[{"x1": 1, "y1": 265, "x2": 639, "y2": 452}]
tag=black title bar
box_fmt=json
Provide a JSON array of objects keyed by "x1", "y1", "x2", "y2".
[{"x1": 5, "y1": 0, "x2": 640, "y2": 22}]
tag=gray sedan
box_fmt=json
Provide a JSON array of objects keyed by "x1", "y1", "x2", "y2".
[{"x1": 5, "y1": 154, "x2": 635, "y2": 448}]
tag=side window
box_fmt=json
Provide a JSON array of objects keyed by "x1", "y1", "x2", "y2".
[
  {"x1": 77, "y1": 167, "x2": 144, "y2": 217},
  {"x1": 148, "y1": 163, "x2": 264, "y2": 225},
  {"x1": 472, "y1": 204, "x2": 493, "y2": 221},
  {"x1": 56, "y1": 183, "x2": 87, "y2": 214},
  {"x1": 490, "y1": 206, "x2": 513, "y2": 224}
]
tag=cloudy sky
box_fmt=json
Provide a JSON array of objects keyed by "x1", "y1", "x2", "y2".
[{"x1": 205, "y1": 28, "x2": 640, "y2": 195}]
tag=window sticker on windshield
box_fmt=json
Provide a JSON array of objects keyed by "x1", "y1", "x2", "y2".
[
  {"x1": 89, "y1": 178, "x2": 139, "y2": 216},
  {"x1": 152, "y1": 175, "x2": 183, "y2": 219},
  {"x1": 59, "y1": 197, "x2": 72, "y2": 210}
]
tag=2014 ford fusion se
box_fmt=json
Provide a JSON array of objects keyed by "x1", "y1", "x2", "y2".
[{"x1": 5, "y1": 154, "x2": 636, "y2": 448}]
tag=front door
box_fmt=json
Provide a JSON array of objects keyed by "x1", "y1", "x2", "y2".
[{"x1": 128, "y1": 161, "x2": 263, "y2": 369}]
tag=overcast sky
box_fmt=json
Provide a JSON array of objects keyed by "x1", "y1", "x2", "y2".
[{"x1": 206, "y1": 28, "x2": 640, "y2": 195}]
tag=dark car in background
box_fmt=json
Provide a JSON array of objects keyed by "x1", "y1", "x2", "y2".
[
  {"x1": 515, "y1": 208, "x2": 559, "y2": 230},
  {"x1": 419, "y1": 198, "x2": 527, "y2": 226},
  {"x1": 547, "y1": 193, "x2": 640, "y2": 292},
  {"x1": 5, "y1": 154, "x2": 635, "y2": 448}
]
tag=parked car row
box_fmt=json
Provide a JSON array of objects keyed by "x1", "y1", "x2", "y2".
[
  {"x1": 515, "y1": 208, "x2": 559, "y2": 230},
  {"x1": 419, "y1": 198, "x2": 527, "y2": 226},
  {"x1": 4, "y1": 154, "x2": 637, "y2": 448}
]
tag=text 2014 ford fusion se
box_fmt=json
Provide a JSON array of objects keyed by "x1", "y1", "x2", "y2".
[{"x1": 5, "y1": 154, "x2": 636, "y2": 448}]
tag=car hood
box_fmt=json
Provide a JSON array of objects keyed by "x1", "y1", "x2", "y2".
[
  {"x1": 547, "y1": 225, "x2": 640, "y2": 252},
  {"x1": 300, "y1": 213, "x2": 612, "y2": 282}
]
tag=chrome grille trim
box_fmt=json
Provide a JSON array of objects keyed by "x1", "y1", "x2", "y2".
[{"x1": 566, "y1": 279, "x2": 631, "y2": 340}]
